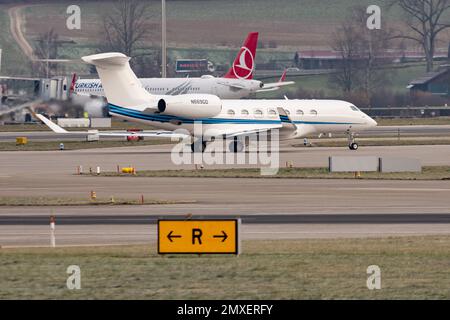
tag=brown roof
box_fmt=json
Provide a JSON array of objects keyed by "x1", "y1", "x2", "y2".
[{"x1": 409, "y1": 68, "x2": 449, "y2": 85}]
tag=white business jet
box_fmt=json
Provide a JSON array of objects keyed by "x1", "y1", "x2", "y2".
[
  {"x1": 73, "y1": 32, "x2": 294, "y2": 99},
  {"x1": 36, "y1": 52, "x2": 377, "y2": 152}
]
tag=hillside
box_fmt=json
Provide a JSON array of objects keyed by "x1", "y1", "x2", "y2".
[{"x1": 0, "y1": 0, "x2": 448, "y2": 96}]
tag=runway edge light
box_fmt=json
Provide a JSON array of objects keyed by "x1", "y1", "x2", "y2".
[{"x1": 157, "y1": 219, "x2": 241, "y2": 255}]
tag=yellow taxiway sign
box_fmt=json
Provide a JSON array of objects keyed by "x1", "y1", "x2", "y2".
[{"x1": 158, "y1": 219, "x2": 240, "y2": 254}]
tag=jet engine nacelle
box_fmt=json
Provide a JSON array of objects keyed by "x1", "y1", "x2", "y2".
[{"x1": 157, "y1": 94, "x2": 222, "y2": 119}]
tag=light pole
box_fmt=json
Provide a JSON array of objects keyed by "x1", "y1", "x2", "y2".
[{"x1": 161, "y1": 0, "x2": 167, "y2": 78}]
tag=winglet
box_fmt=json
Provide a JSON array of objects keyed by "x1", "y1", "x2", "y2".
[
  {"x1": 277, "y1": 107, "x2": 297, "y2": 130},
  {"x1": 279, "y1": 69, "x2": 287, "y2": 83},
  {"x1": 34, "y1": 113, "x2": 68, "y2": 133}
]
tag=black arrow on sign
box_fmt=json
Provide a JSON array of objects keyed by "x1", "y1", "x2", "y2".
[
  {"x1": 167, "y1": 231, "x2": 182, "y2": 242},
  {"x1": 213, "y1": 231, "x2": 228, "y2": 242}
]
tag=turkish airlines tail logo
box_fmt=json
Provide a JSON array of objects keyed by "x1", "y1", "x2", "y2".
[
  {"x1": 224, "y1": 32, "x2": 258, "y2": 80},
  {"x1": 69, "y1": 73, "x2": 77, "y2": 94}
]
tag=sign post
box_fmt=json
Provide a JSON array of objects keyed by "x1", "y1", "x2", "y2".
[
  {"x1": 175, "y1": 59, "x2": 211, "y2": 73},
  {"x1": 158, "y1": 219, "x2": 240, "y2": 255}
]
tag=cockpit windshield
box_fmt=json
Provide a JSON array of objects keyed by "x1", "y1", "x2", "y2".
[{"x1": 350, "y1": 105, "x2": 360, "y2": 111}]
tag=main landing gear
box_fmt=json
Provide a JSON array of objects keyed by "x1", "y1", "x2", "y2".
[
  {"x1": 228, "y1": 137, "x2": 244, "y2": 153},
  {"x1": 191, "y1": 140, "x2": 207, "y2": 153},
  {"x1": 190, "y1": 138, "x2": 245, "y2": 153},
  {"x1": 347, "y1": 132, "x2": 359, "y2": 150}
]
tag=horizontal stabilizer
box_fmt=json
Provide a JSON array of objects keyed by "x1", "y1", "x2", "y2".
[
  {"x1": 82, "y1": 53, "x2": 152, "y2": 108},
  {"x1": 34, "y1": 114, "x2": 68, "y2": 134},
  {"x1": 33, "y1": 113, "x2": 189, "y2": 139}
]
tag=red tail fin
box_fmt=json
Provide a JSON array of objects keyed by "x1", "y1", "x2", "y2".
[
  {"x1": 69, "y1": 73, "x2": 77, "y2": 94},
  {"x1": 223, "y1": 32, "x2": 258, "y2": 80},
  {"x1": 279, "y1": 69, "x2": 287, "y2": 82}
]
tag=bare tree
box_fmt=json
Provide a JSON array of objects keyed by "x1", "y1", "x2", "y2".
[
  {"x1": 97, "y1": 0, "x2": 164, "y2": 77},
  {"x1": 330, "y1": 6, "x2": 393, "y2": 106},
  {"x1": 389, "y1": 0, "x2": 450, "y2": 71},
  {"x1": 330, "y1": 20, "x2": 361, "y2": 94},
  {"x1": 33, "y1": 29, "x2": 59, "y2": 78},
  {"x1": 102, "y1": 0, "x2": 149, "y2": 58},
  {"x1": 353, "y1": 7, "x2": 393, "y2": 105}
]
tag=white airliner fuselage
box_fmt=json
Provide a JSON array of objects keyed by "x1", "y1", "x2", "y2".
[
  {"x1": 73, "y1": 32, "x2": 293, "y2": 100},
  {"x1": 75, "y1": 76, "x2": 264, "y2": 99}
]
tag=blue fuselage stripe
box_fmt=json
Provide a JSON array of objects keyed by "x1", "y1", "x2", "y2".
[{"x1": 108, "y1": 103, "x2": 360, "y2": 125}]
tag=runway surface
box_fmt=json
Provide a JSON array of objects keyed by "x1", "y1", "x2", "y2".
[
  {"x1": 1, "y1": 144, "x2": 449, "y2": 246},
  {"x1": 3, "y1": 213, "x2": 450, "y2": 225},
  {"x1": 2, "y1": 144, "x2": 450, "y2": 175}
]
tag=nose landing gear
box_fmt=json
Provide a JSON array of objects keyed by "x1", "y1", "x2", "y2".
[
  {"x1": 349, "y1": 142, "x2": 359, "y2": 150},
  {"x1": 347, "y1": 132, "x2": 358, "y2": 150}
]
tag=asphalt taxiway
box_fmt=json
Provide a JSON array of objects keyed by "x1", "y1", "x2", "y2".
[{"x1": 0, "y1": 144, "x2": 449, "y2": 246}]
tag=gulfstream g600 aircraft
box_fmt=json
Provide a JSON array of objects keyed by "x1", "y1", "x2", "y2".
[{"x1": 36, "y1": 52, "x2": 377, "y2": 153}]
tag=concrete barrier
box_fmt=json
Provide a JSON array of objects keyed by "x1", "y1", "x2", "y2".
[
  {"x1": 329, "y1": 156, "x2": 422, "y2": 173},
  {"x1": 329, "y1": 156, "x2": 379, "y2": 172},
  {"x1": 379, "y1": 157, "x2": 422, "y2": 173},
  {"x1": 58, "y1": 118, "x2": 90, "y2": 128},
  {"x1": 90, "y1": 118, "x2": 111, "y2": 128}
]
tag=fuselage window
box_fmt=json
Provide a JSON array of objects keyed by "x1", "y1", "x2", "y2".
[
  {"x1": 310, "y1": 110, "x2": 318, "y2": 115},
  {"x1": 285, "y1": 110, "x2": 291, "y2": 116},
  {"x1": 241, "y1": 109, "x2": 249, "y2": 116},
  {"x1": 296, "y1": 109, "x2": 304, "y2": 116},
  {"x1": 227, "y1": 109, "x2": 235, "y2": 116},
  {"x1": 254, "y1": 109, "x2": 263, "y2": 117},
  {"x1": 268, "y1": 109, "x2": 277, "y2": 116}
]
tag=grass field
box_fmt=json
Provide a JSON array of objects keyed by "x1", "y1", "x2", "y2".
[
  {"x1": 0, "y1": 5, "x2": 31, "y2": 76},
  {"x1": 98, "y1": 166, "x2": 450, "y2": 181},
  {"x1": 0, "y1": 139, "x2": 173, "y2": 151},
  {"x1": 258, "y1": 63, "x2": 432, "y2": 98},
  {"x1": 3, "y1": 0, "x2": 447, "y2": 100},
  {"x1": 374, "y1": 117, "x2": 450, "y2": 126},
  {"x1": 0, "y1": 196, "x2": 194, "y2": 206},
  {"x1": 310, "y1": 137, "x2": 450, "y2": 147},
  {"x1": 1, "y1": 236, "x2": 449, "y2": 299}
]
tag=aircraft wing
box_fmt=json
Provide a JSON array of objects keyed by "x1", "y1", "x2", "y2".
[
  {"x1": 225, "y1": 128, "x2": 274, "y2": 138},
  {"x1": 257, "y1": 69, "x2": 295, "y2": 92},
  {"x1": 33, "y1": 113, "x2": 189, "y2": 139},
  {"x1": 216, "y1": 81, "x2": 246, "y2": 90},
  {"x1": 95, "y1": 131, "x2": 188, "y2": 139},
  {"x1": 203, "y1": 123, "x2": 282, "y2": 139},
  {"x1": 258, "y1": 81, "x2": 295, "y2": 91},
  {"x1": 0, "y1": 76, "x2": 41, "y2": 81},
  {"x1": 0, "y1": 100, "x2": 42, "y2": 117}
]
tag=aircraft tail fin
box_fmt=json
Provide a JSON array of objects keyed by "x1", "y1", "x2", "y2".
[
  {"x1": 223, "y1": 32, "x2": 258, "y2": 80},
  {"x1": 69, "y1": 73, "x2": 77, "y2": 96},
  {"x1": 81, "y1": 53, "x2": 152, "y2": 108},
  {"x1": 279, "y1": 69, "x2": 287, "y2": 83}
]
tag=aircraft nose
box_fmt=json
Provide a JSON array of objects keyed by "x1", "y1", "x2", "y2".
[{"x1": 368, "y1": 117, "x2": 377, "y2": 127}]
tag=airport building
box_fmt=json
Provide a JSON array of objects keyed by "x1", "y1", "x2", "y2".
[
  {"x1": 294, "y1": 49, "x2": 449, "y2": 70},
  {"x1": 408, "y1": 67, "x2": 450, "y2": 97}
]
